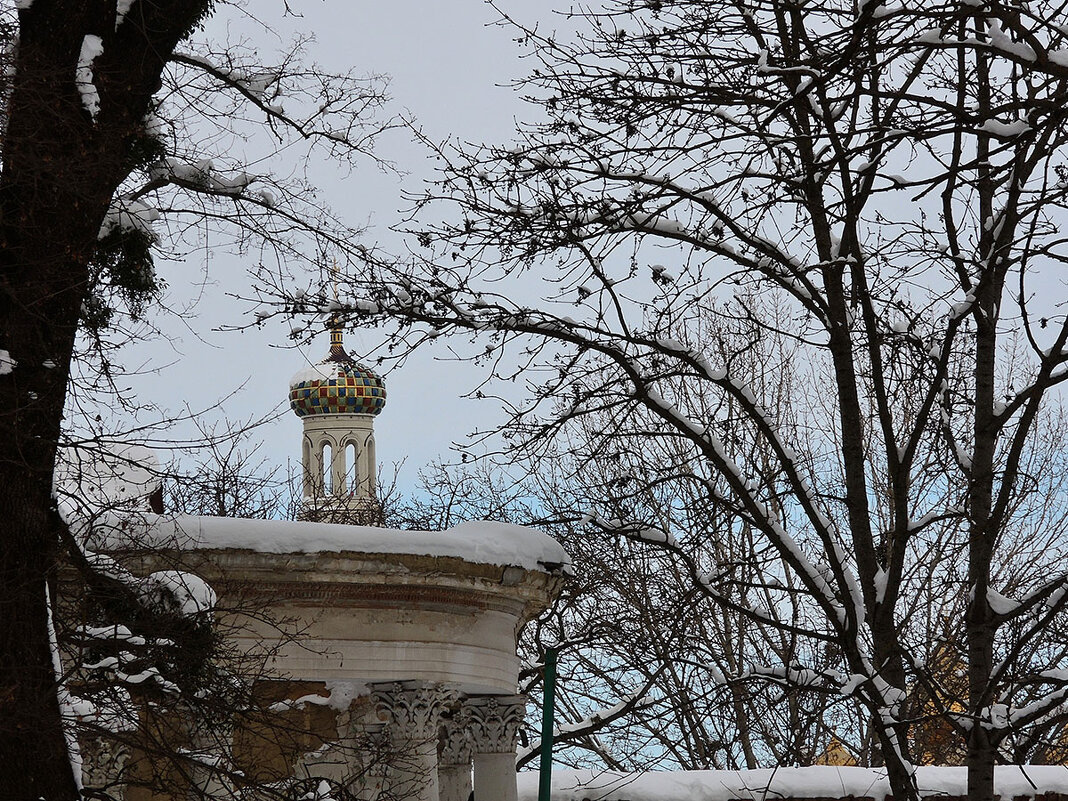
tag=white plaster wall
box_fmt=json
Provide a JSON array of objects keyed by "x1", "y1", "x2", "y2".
[{"x1": 234, "y1": 605, "x2": 523, "y2": 694}]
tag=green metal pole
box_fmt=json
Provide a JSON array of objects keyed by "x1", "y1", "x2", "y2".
[{"x1": 538, "y1": 647, "x2": 558, "y2": 801}]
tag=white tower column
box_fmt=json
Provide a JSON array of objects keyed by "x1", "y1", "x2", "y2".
[
  {"x1": 467, "y1": 695, "x2": 526, "y2": 801},
  {"x1": 370, "y1": 681, "x2": 457, "y2": 801},
  {"x1": 300, "y1": 415, "x2": 377, "y2": 499}
]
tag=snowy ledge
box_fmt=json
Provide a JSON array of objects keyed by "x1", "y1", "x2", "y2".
[
  {"x1": 517, "y1": 766, "x2": 1068, "y2": 801},
  {"x1": 90, "y1": 514, "x2": 571, "y2": 575}
]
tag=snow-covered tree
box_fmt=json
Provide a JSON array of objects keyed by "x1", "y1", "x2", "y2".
[
  {"x1": 0, "y1": 2, "x2": 392, "y2": 798},
  {"x1": 395, "y1": 310, "x2": 872, "y2": 772},
  {"x1": 307, "y1": 1, "x2": 1068, "y2": 798}
]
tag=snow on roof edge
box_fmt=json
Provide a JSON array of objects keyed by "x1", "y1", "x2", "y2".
[{"x1": 91, "y1": 513, "x2": 570, "y2": 574}]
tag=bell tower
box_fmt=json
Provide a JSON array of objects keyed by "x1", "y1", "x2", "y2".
[{"x1": 288, "y1": 321, "x2": 386, "y2": 524}]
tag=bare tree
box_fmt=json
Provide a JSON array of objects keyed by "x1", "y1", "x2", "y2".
[
  {"x1": 164, "y1": 419, "x2": 290, "y2": 521},
  {"x1": 394, "y1": 305, "x2": 875, "y2": 772},
  {"x1": 300, "y1": 1, "x2": 1068, "y2": 798},
  {"x1": 0, "y1": 2, "x2": 395, "y2": 798}
]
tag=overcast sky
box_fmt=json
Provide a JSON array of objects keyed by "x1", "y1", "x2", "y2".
[{"x1": 113, "y1": 1, "x2": 545, "y2": 495}]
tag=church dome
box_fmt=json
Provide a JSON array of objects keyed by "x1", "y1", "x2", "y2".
[{"x1": 289, "y1": 334, "x2": 386, "y2": 418}]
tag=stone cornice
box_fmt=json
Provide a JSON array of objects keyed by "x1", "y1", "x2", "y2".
[
  {"x1": 128, "y1": 548, "x2": 565, "y2": 623},
  {"x1": 222, "y1": 580, "x2": 529, "y2": 616}
]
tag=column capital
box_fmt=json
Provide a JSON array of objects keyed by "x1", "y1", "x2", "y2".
[
  {"x1": 369, "y1": 681, "x2": 458, "y2": 743},
  {"x1": 439, "y1": 705, "x2": 473, "y2": 767},
  {"x1": 466, "y1": 695, "x2": 527, "y2": 755}
]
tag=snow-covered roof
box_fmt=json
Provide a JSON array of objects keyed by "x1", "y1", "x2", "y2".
[
  {"x1": 94, "y1": 514, "x2": 570, "y2": 574},
  {"x1": 517, "y1": 766, "x2": 1068, "y2": 801},
  {"x1": 288, "y1": 360, "x2": 351, "y2": 387}
]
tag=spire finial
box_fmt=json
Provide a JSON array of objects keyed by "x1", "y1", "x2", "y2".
[{"x1": 329, "y1": 258, "x2": 345, "y2": 358}]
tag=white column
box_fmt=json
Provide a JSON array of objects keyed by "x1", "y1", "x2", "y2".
[
  {"x1": 173, "y1": 706, "x2": 233, "y2": 801},
  {"x1": 330, "y1": 434, "x2": 345, "y2": 495},
  {"x1": 370, "y1": 681, "x2": 456, "y2": 801},
  {"x1": 438, "y1": 705, "x2": 473, "y2": 801},
  {"x1": 351, "y1": 721, "x2": 389, "y2": 801},
  {"x1": 79, "y1": 736, "x2": 129, "y2": 799},
  {"x1": 467, "y1": 695, "x2": 526, "y2": 801},
  {"x1": 293, "y1": 701, "x2": 360, "y2": 787}
]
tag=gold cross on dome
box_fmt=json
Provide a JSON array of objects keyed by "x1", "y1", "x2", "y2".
[{"x1": 329, "y1": 258, "x2": 344, "y2": 355}]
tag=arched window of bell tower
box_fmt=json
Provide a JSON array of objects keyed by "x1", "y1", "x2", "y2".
[
  {"x1": 321, "y1": 442, "x2": 333, "y2": 492},
  {"x1": 345, "y1": 442, "x2": 358, "y2": 492},
  {"x1": 364, "y1": 433, "x2": 376, "y2": 494},
  {"x1": 302, "y1": 438, "x2": 313, "y2": 496}
]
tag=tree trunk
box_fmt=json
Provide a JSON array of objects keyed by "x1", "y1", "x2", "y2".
[
  {"x1": 0, "y1": 476, "x2": 80, "y2": 800},
  {"x1": 0, "y1": 3, "x2": 210, "y2": 797}
]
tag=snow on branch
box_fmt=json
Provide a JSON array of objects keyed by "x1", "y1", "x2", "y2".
[
  {"x1": 169, "y1": 46, "x2": 399, "y2": 161},
  {"x1": 98, "y1": 196, "x2": 160, "y2": 241},
  {"x1": 746, "y1": 663, "x2": 841, "y2": 692},
  {"x1": 585, "y1": 512, "x2": 676, "y2": 547},
  {"x1": 115, "y1": 0, "x2": 135, "y2": 30},
  {"x1": 76, "y1": 35, "x2": 103, "y2": 122},
  {"x1": 173, "y1": 52, "x2": 283, "y2": 110},
  {"x1": 146, "y1": 157, "x2": 255, "y2": 197}
]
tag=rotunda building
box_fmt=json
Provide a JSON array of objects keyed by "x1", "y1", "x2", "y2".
[{"x1": 76, "y1": 324, "x2": 569, "y2": 801}]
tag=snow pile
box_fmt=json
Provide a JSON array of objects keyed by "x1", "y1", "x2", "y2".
[
  {"x1": 977, "y1": 118, "x2": 1032, "y2": 138},
  {"x1": 98, "y1": 197, "x2": 160, "y2": 240},
  {"x1": 268, "y1": 680, "x2": 368, "y2": 714},
  {"x1": 76, "y1": 35, "x2": 104, "y2": 121},
  {"x1": 292, "y1": 780, "x2": 342, "y2": 801},
  {"x1": 61, "y1": 684, "x2": 135, "y2": 734},
  {"x1": 516, "y1": 766, "x2": 1068, "y2": 800},
  {"x1": 0, "y1": 349, "x2": 15, "y2": 374},
  {"x1": 90, "y1": 514, "x2": 571, "y2": 574},
  {"x1": 176, "y1": 53, "x2": 283, "y2": 111},
  {"x1": 147, "y1": 156, "x2": 254, "y2": 196},
  {"x1": 115, "y1": 0, "x2": 136, "y2": 29},
  {"x1": 54, "y1": 442, "x2": 160, "y2": 515},
  {"x1": 139, "y1": 570, "x2": 216, "y2": 616},
  {"x1": 289, "y1": 361, "x2": 353, "y2": 387}
]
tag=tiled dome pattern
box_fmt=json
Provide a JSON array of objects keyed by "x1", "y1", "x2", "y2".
[{"x1": 289, "y1": 360, "x2": 386, "y2": 417}]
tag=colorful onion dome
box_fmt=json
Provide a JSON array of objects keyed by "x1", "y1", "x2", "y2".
[{"x1": 289, "y1": 328, "x2": 386, "y2": 417}]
